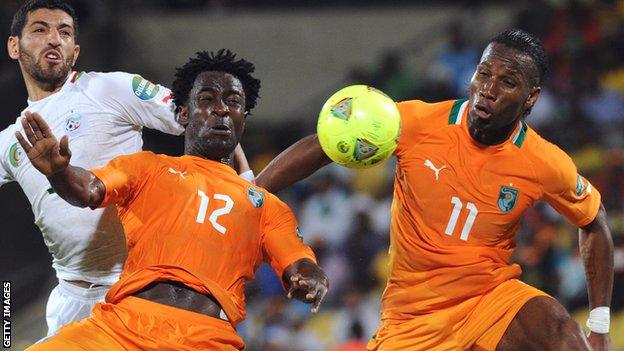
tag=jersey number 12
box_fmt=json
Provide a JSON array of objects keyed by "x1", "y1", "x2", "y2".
[
  {"x1": 196, "y1": 190, "x2": 233, "y2": 234},
  {"x1": 444, "y1": 196, "x2": 478, "y2": 241}
]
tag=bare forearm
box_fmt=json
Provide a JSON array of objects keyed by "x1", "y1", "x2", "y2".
[
  {"x1": 256, "y1": 134, "x2": 332, "y2": 193},
  {"x1": 48, "y1": 166, "x2": 104, "y2": 208},
  {"x1": 579, "y1": 205, "x2": 614, "y2": 308}
]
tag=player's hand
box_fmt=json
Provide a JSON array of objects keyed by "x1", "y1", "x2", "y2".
[
  {"x1": 287, "y1": 273, "x2": 328, "y2": 313},
  {"x1": 15, "y1": 111, "x2": 71, "y2": 176},
  {"x1": 285, "y1": 259, "x2": 329, "y2": 313},
  {"x1": 587, "y1": 332, "x2": 612, "y2": 351}
]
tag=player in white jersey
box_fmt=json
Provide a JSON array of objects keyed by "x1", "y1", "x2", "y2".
[{"x1": 0, "y1": 0, "x2": 185, "y2": 336}]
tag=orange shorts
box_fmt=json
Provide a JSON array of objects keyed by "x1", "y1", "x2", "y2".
[
  {"x1": 27, "y1": 296, "x2": 245, "y2": 351},
  {"x1": 367, "y1": 279, "x2": 548, "y2": 351}
]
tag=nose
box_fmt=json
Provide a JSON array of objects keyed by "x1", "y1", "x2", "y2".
[
  {"x1": 212, "y1": 100, "x2": 229, "y2": 117},
  {"x1": 479, "y1": 79, "x2": 497, "y2": 101},
  {"x1": 47, "y1": 29, "x2": 62, "y2": 47}
]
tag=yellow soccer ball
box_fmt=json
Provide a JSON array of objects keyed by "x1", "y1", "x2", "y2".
[{"x1": 317, "y1": 85, "x2": 401, "y2": 169}]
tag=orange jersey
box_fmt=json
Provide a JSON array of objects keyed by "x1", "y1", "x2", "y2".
[
  {"x1": 383, "y1": 99, "x2": 600, "y2": 321},
  {"x1": 91, "y1": 152, "x2": 315, "y2": 325}
]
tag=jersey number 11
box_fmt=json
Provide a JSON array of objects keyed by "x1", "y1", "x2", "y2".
[{"x1": 444, "y1": 196, "x2": 478, "y2": 241}]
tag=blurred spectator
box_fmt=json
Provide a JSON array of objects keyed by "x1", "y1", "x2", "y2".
[
  {"x1": 344, "y1": 211, "x2": 387, "y2": 291},
  {"x1": 332, "y1": 287, "x2": 379, "y2": 347},
  {"x1": 434, "y1": 22, "x2": 479, "y2": 97},
  {"x1": 369, "y1": 50, "x2": 416, "y2": 101}
]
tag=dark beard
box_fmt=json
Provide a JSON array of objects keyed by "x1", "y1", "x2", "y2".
[{"x1": 19, "y1": 45, "x2": 73, "y2": 91}]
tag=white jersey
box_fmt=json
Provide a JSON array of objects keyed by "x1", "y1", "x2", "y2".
[{"x1": 0, "y1": 71, "x2": 184, "y2": 285}]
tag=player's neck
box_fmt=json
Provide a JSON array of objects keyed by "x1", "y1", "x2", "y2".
[
  {"x1": 22, "y1": 71, "x2": 68, "y2": 102},
  {"x1": 469, "y1": 119, "x2": 519, "y2": 146}
]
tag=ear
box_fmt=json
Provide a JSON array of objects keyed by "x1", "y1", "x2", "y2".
[
  {"x1": 7, "y1": 36, "x2": 19, "y2": 60},
  {"x1": 525, "y1": 86, "x2": 541, "y2": 112},
  {"x1": 71, "y1": 44, "x2": 80, "y2": 67},
  {"x1": 176, "y1": 105, "x2": 189, "y2": 126}
]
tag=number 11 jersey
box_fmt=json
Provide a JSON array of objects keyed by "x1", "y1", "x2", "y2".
[{"x1": 382, "y1": 99, "x2": 600, "y2": 321}]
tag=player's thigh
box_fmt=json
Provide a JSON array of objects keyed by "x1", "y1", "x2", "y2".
[{"x1": 496, "y1": 296, "x2": 591, "y2": 351}]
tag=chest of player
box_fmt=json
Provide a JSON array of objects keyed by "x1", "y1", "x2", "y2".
[
  {"x1": 123, "y1": 166, "x2": 265, "y2": 264},
  {"x1": 397, "y1": 129, "x2": 541, "y2": 244}
]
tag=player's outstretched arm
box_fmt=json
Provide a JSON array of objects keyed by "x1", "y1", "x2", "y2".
[
  {"x1": 15, "y1": 112, "x2": 105, "y2": 208},
  {"x1": 282, "y1": 258, "x2": 329, "y2": 313},
  {"x1": 255, "y1": 134, "x2": 332, "y2": 193},
  {"x1": 579, "y1": 204, "x2": 614, "y2": 351}
]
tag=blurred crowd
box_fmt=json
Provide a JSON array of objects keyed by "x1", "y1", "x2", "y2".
[{"x1": 237, "y1": 1, "x2": 624, "y2": 350}]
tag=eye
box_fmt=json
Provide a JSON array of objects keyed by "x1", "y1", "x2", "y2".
[
  {"x1": 226, "y1": 98, "x2": 242, "y2": 107},
  {"x1": 60, "y1": 30, "x2": 71, "y2": 37},
  {"x1": 503, "y1": 79, "x2": 516, "y2": 88},
  {"x1": 33, "y1": 27, "x2": 45, "y2": 33}
]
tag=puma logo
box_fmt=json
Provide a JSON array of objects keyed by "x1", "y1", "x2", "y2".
[
  {"x1": 168, "y1": 167, "x2": 187, "y2": 179},
  {"x1": 424, "y1": 159, "x2": 447, "y2": 180}
]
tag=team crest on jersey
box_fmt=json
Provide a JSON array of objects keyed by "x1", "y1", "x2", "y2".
[
  {"x1": 8, "y1": 142, "x2": 24, "y2": 167},
  {"x1": 248, "y1": 187, "x2": 265, "y2": 208},
  {"x1": 132, "y1": 75, "x2": 160, "y2": 101},
  {"x1": 497, "y1": 186, "x2": 519, "y2": 213},
  {"x1": 64, "y1": 113, "x2": 88, "y2": 136}
]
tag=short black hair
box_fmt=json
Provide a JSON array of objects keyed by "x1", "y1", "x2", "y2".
[
  {"x1": 489, "y1": 29, "x2": 548, "y2": 85},
  {"x1": 11, "y1": 0, "x2": 78, "y2": 39},
  {"x1": 172, "y1": 49, "x2": 261, "y2": 114}
]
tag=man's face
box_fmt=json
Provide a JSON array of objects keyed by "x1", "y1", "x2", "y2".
[
  {"x1": 8, "y1": 8, "x2": 80, "y2": 88},
  {"x1": 467, "y1": 43, "x2": 540, "y2": 145},
  {"x1": 183, "y1": 71, "x2": 246, "y2": 160}
]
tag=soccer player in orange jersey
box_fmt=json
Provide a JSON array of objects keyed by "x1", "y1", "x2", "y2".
[
  {"x1": 17, "y1": 49, "x2": 329, "y2": 350},
  {"x1": 255, "y1": 29, "x2": 614, "y2": 351}
]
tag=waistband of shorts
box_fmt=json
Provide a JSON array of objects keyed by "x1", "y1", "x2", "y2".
[
  {"x1": 117, "y1": 296, "x2": 236, "y2": 330},
  {"x1": 57, "y1": 278, "x2": 111, "y2": 300}
]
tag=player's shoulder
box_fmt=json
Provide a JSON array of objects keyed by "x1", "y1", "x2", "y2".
[
  {"x1": 397, "y1": 98, "x2": 467, "y2": 126},
  {"x1": 70, "y1": 71, "x2": 130, "y2": 86},
  {"x1": 521, "y1": 125, "x2": 576, "y2": 182},
  {"x1": 115, "y1": 150, "x2": 161, "y2": 164}
]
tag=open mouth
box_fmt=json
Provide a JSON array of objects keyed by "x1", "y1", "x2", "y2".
[
  {"x1": 43, "y1": 50, "x2": 62, "y2": 63},
  {"x1": 209, "y1": 124, "x2": 232, "y2": 136},
  {"x1": 473, "y1": 104, "x2": 492, "y2": 120}
]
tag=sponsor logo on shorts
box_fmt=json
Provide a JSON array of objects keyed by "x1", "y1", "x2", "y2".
[
  {"x1": 132, "y1": 75, "x2": 160, "y2": 101},
  {"x1": 8, "y1": 143, "x2": 23, "y2": 168}
]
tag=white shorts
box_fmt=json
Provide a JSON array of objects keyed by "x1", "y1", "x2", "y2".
[{"x1": 44, "y1": 279, "x2": 111, "y2": 337}]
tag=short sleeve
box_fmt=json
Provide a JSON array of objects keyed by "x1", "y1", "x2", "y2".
[
  {"x1": 540, "y1": 144, "x2": 601, "y2": 227},
  {"x1": 91, "y1": 151, "x2": 156, "y2": 208},
  {"x1": 261, "y1": 193, "x2": 316, "y2": 280},
  {"x1": 0, "y1": 126, "x2": 17, "y2": 187},
  {"x1": 87, "y1": 72, "x2": 184, "y2": 135}
]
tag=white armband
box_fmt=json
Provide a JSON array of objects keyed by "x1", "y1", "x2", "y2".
[
  {"x1": 586, "y1": 306, "x2": 610, "y2": 334},
  {"x1": 239, "y1": 170, "x2": 255, "y2": 182}
]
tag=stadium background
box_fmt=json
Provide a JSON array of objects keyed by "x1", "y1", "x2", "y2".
[{"x1": 0, "y1": 0, "x2": 622, "y2": 349}]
